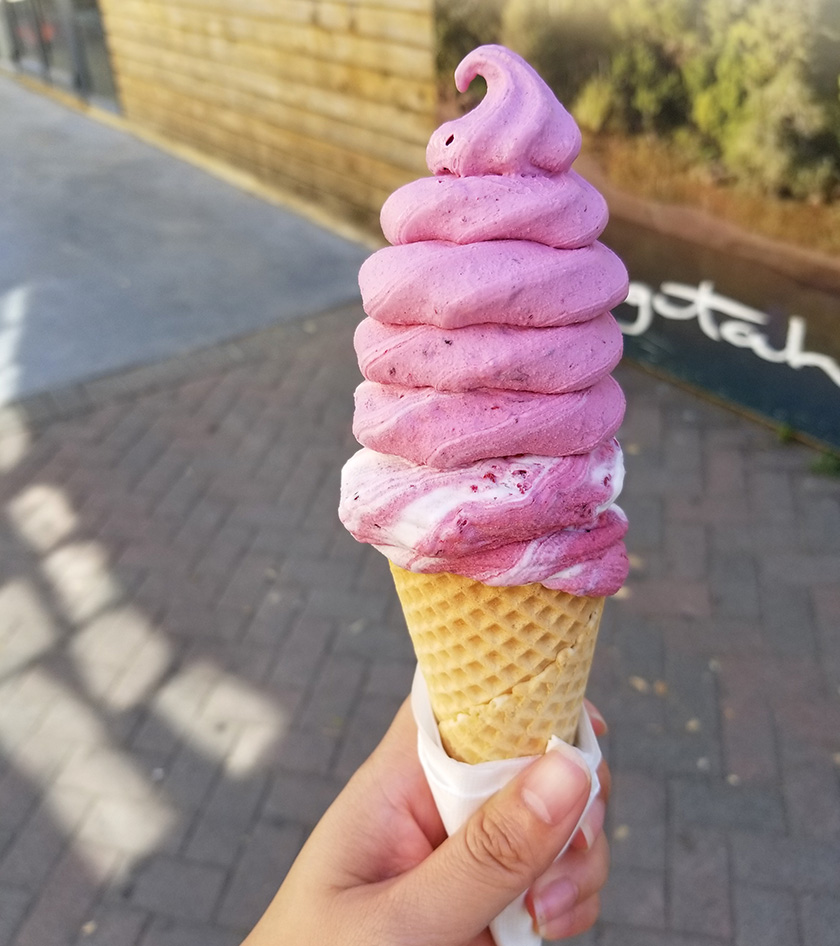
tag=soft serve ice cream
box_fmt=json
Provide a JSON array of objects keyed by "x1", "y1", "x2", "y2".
[{"x1": 340, "y1": 44, "x2": 629, "y2": 598}]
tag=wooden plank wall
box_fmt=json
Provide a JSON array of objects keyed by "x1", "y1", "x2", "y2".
[{"x1": 97, "y1": 0, "x2": 437, "y2": 232}]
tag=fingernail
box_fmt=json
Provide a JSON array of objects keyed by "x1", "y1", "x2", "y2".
[
  {"x1": 531, "y1": 878, "x2": 577, "y2": 932},
  {"x1": 586, "y1": 703, "x2": 608, "y2": 732},
  {"x1": 580, "y1": 813, "x2": 597, "y2": 850},
  {"x1": 574, "y1": 797, "x2": 605, "y2": 850},
  {"x1": 521, "y1": 743, "x2": 591, "y2": 825}
]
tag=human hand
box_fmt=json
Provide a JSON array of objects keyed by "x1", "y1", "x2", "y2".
[{"x1": 243, "y1": 698, "x2": 610, "y2": 946}]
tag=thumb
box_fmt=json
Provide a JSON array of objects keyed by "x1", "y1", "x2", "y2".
[{"x1": 396, "y1": 742, "x2": 591, "y2": 944}]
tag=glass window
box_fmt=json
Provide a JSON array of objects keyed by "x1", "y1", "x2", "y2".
[{"x1": 0, "y1": 0, "x2": 116, "y2": 104}]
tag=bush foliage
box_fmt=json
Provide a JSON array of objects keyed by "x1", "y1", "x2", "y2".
[{"x1": 437, "y1": 0, "x2": 840, "y2": 201}]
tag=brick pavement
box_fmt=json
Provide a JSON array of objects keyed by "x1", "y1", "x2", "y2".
[{"x1": 0, "y1": 305, "x2": 838, "y2": 946}]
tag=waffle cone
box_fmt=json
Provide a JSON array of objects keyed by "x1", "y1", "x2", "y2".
[{"x1": 390, "y1": 563, "x2": 604, "y2": 764}]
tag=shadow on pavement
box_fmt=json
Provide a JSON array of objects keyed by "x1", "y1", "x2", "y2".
[{"x1": 0, "y1": 309, "x2": 415, "y2": 945}]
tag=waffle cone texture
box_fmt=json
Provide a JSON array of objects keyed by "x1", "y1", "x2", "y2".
[{"x1": 390, "y1": 563, "x2": 604, "y2": 764}]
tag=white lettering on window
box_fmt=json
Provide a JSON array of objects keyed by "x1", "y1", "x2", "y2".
[{"x1": 616, "y1": 281, "x2": 840, "y2": 389}]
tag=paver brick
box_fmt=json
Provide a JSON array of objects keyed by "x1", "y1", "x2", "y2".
[
  {"x1": 606, "y1": 682, "x2": 664, "y2": 732},
  {"x1": 812, "y1": 583, "x2": 840, "y2": 631},
  {"x1": 271, "y1": 726, "x2": 337, "y2": 777},
  {"x1": 610, "y1": 818, "x2": 667, "y2": 873},
  {"x1": 799, "y1": 894, "x2": 840, "y2": 946},
  {"x1": 295, "y1": 652, "x2": 367, "y2": 738},
  {"x1": 0, "y1": 691, "x2": 48, "y2": 762},
  {"x1": 668, "y1": 494, "x2": 754, "y2": 527},
  {"x1": 782, "y1": 761, "x2": 840, "y2": 842},
  {"x1": 811, "y1": 583, "x2": 840, "y2": 690},
  {"x1": 721, "y1": 696, "x2": 779, "y2": 783},
  {"x1": 762, "y1": 552, "x2": 840, "y2": 586},
  {"x1": 618, "y1": 577, "x2": 712, "y2": 620},
  {"x1": 772, "y1": 695, "x2": 840, "y2": 747},
  {"x1": 332, "y1": 691, "x2": 407, "y2": 780},
  {"x1": 226, "y1": 718, "x2": 302, "y2": 778},
  {"x1": 306, "y1": 584, "x2": 392, "y2": 623},
  {"x1": 662, "y1": 521, "x2": 709, "y2": 580},
  {"x1": 669, "y1": 828, "x2": 731, "y2": 939},
  {"x1": 138, "y1": 918, "x2": 241, "y2": 946},
  {"x1": 215, "y1": 821, "x2": 305, "y2": 930},
  {"x1": 599, "y1": 927, "x2": 729, "y2": 946},
  {"x1": 268, "y1": 613, "x2": 336, "y2": 688},
  {"x1": 363, "y1": 659, "x2": 416, "y2": 699},
  {"x1": 797, "y1": 494, "x2": 840, "y2": 553},
  {"x1": 616, "y1": 616, "x2": 665, "y2": 681},
  {"x1": 0, "y1": 887, "x2": 30, "y2": 946},
  {"x1": 730, "y1": 832, "x2": 840, "y2": 892},
  {"x1": 201, "y1": 674, "x2": 282, "y2": 725},
  {"x1": 623, "y1": 495, "x2": 665, "y2": 551},
  {"x1": 0, "y1": 787, "x2": 92, "y2": 891},
  {"x1": 203, "y1": 773, "x2": 268, "y2": 829},
  {"x1": 277, "y1": 554, "x2": 359, "y2": 591},
  {"x1": 747, "y1": 469, "x2": 797, "y2": 522},
  {"x1": 666, "y1": 652, "x2": 720, "y2": 736},
  {"x1": 612, "y1": 725, "x2": 722, "y2": 777},
  {"x1": 0, "y1": 770, "x2": 41, "y2": 845},
  {"x1": 242, "y1": 586, "x2": 302, "y2": 645},
  {"x1": 705, "y1": 445, "x2": 746, "y2": 496},
  {"x1": 709, "y1": 552, "x2": 761, "y2": 620},
  {"x1": 68, "y1": 606, "x2": 157, "y2": 670},
  {"x1": 759, "y1": 581, "x2": 818, "y2": 657},
  {"x1": 733, "y1": 885, "x2": 799, "y2": 946},
  {"x1": 183, "y1": 815, "x2": 247, "y2": 869},
  {"x1": 55, "y1": 747, "x2": 160, "y2": 802},
  {"x1": 262, "y1": 770, "x2": 343, "y2": 829},
  {"x1": 191, "y1": 524, "x2": 254, "y2": 585},
  {"x1": 69, "y1": 904, "x2": 149, "y2": 946},
  {"x1": 646, "y1": 617, "x2": 764, "y2": 658},
  {"x1": 12, "y1": 844, "x2": 122, "y2": 946},
  {"x1": 609, "y1": 770, "x2": 666, "y2": 872},
  {"x1": 36, "y1": 698, "x2": 113, "y2": 746},
  {"x1": 719, "y1": 653, "x2": 829, "y2": 708},
  {"x1": 332, "y1": 616, "x2": 416, "y2": 662},
  {"x1": 75, "y1": 796, "x2": 182, "y2": 856},
  {"x1": 130, "y1": 713, "x2": 182, "y2": 758},
  {"x1": 216, "y1": 552, "x2": 285, "y2": 613},
  {"x1": 671, "y1": 777, "x2": 787, "y2": 833},
  {"x1": 131, "y1": 856, "x2": 227, "y2": 923},
  {"x1": 599, "y1": 865, "x2": 666, "y2": 929}
]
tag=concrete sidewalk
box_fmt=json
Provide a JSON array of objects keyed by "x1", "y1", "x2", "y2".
[
  {"x1": 0, "y1": 76, "x2": 368, "y2": 403},
  {"x1": 0, "y1": 77, "x2": 839, "y2": 946}
]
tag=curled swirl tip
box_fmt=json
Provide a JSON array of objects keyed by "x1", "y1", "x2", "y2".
[{"x1": 427, "y1": 44, "x2": 581, "y2": 178}]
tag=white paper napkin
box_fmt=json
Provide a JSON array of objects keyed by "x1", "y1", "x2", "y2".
[{"x1": 410, "y1": 666, "x2": 602, "y2": 946}]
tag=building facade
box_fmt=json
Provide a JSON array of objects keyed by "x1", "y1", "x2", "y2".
[
  {"x1": 2, "y1": 1, "x2": 438, "y2": 235},
  {"x1": 109, "y1": 1, "x2": 439, "y2": 234}
]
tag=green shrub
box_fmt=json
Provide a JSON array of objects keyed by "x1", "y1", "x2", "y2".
[
  {"x1": 608, "y1": 42, "x2": 690, "y2": 133},
  {"x1": 720, "y1": 64, "x2": 838, "y2": 198},
  {"x1": 432, "y1": 0, "x2": 840, "y2": 201},
  {"x1": 435, "y1": 0, "x2": 504, "y2": 80},
  {"x1": 502, "y1": 0, "x2": 615, "y2": 107},
  {"x1": 574, "y1": 75, "x2": 617, "y2": 133}
]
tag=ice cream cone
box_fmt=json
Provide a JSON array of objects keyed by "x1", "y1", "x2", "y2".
[{"x1": 389, "y1": 562, "x2": 604, "y2": 764}]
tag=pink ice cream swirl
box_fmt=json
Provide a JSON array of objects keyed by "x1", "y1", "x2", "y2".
[{"x1": 340, "y1": 45, "x2": 629, "y2": 597}]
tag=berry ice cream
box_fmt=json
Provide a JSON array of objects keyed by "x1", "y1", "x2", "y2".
[{"x1": 340, "y1": 44, "x2": 629, "y2": 598}]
